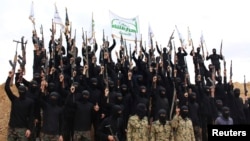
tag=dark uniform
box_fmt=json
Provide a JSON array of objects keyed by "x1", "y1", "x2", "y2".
[{"x1": 5, "y1": 74, "x2": 34, "y2": 141}]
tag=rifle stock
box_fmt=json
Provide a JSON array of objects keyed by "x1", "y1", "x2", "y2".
[
  {"x1": 244, "y1": 75, "x2": 248, "y2": 97},
  {"x1": 85, "y1": 31, "x2": 89, "y2": 78},
  {"x1": 220, "y1": 39, "x2": 223, "y2": 55},
  {"x1": 230, "y1": 60, "x2": 232, "y2": 81},
  {"x1": 9, "y1": 40, "x2": 20, "y2": 86},
  {"x1": 59, "y1": 30, "x2": 64, "y2": 74}
]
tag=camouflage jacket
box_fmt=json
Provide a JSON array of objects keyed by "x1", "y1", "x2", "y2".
[
  {"x1": 171, "y1": 115, "x2": 195, "y2": 141},
  {"x1": 126, "y1": 115, "x2": 149, "y2": 141},
  {"x1": 150, "y1": 120, "x2": 174, "y2": 141}
]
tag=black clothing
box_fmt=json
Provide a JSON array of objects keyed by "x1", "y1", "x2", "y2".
[{"x1": 4, "y1": 77, "x2": 34, "y2": 130}]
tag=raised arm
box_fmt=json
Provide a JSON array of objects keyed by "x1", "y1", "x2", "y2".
[{"x1": 4, "y1": 71, "x2": 18, "y2": 101}]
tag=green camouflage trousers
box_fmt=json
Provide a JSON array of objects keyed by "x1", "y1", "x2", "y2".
[
  {"x1": 194, "y1": 126, "x2": 202, "y2": 141},
  {"x1": 73, "y1": 130, "x2": 91, "y2": 141},
  {"x1": 40, "y1": 132, "x2": 59, "y2": 141},
  {"x1": 7, "y1": 127, "x2": 29, "y2": 141}
]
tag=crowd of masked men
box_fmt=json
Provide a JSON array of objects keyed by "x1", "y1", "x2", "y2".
[{"x1": 4, "y1": 28, "x2": 250, "y2": 141}]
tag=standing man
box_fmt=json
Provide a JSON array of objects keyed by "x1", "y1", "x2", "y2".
[
  {"x1": 214, "y1": 106, "x2": 233, "y2": 125},
  {"x1": 126, "y1": 103, "x2": 149, "y2": 141},
  {"x1": 171, "y1": 105, "x2": 195, "y2": 141},
  {"x1": 97, "y1": 105, "x2": 126, "y2": 141},
  {"x1": 150, "y1": 109, "x2": 174, "y2": 141},
  {"x1": 206, "y1": 48, "x2": 223, "y2": 76},
  {"x1": 4, "y1": 70, "x2": 34, "y2": 141}
]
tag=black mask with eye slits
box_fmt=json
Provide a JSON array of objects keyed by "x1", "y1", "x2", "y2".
[
  {"x1": 222, "y1": 106, "x2": 230, "y2": 119},
  {"x1": 121, "y1": 84, "x2": 127, "y2": 94},
  {"x1": 49, "y1": 92, "x2": 59, "y2": 106},
  {"x1": 33, "y1": 73, "x2": 41, "y2": 83},
  {"x1": 30, "y1": 80, "x2": 38, "y2": 93},
  {"x1": 189, "y1": 92, "x2": 196, "y2": 103},
  {"x1": 48, "y1": 82, "x2": 56, "y2": 93},
  {"x1": 81, "y1": 90, "x2": 90, "y2": 103},
  {"x1": 136, "y1": 103, "x2": 147, "y2": 120},
  {"x1": 111, "y1": 105, "x2": 122, "y2": 119},
  {"x1": 158, "y1": 109, "x2": 167, "y2": 125},
  {"x1": 139, "y1": 86, "x2": 147, "y2": 96},
  {"x1": 115, "y1": 93, "x2": 123, "y2": 104},
  {"x1": 18, "y1": 85, "x2": 27, "y2": 99},
  {"x1": 233, "y1": 88, "x2": 240, "y2": 98},
  {"x1": 159, "y1": 87, "x2": 166, "y2": 98},
  {"x1": 90, "y1": 78, "x2": 98, "y2": 86},
  {"x1": 180, "y1": 105, "x2": 189, "y2": 119}
]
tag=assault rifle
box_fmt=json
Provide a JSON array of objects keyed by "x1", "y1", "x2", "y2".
[
  {"x1": 17, "y1": 36, "x2": 28, "y2": 76},
  {"x1": 105, "y1": 125, "x2": 119, "y2": 141},
  {"x1": 129, "y1": 43, "x2": 132, "y2": 63},
  {"x1": 71, "y1": 29, "x2": 77, "y2": 82},
  {"x1": 50, "y1": 19, "x2": 56, "y2": 67},
  {"x1": 134, "y1": 32, "x2": 137, "y2": 54},
  {"x1": 120, "y1": 33, "x2": 124, "y2": 59},
  {"x1": 59, "y1": 30, "x2": 64, "y2": 74},
  {"x1": 10, "y1": 40, "x2": 21, "y2": 86},
  {"x1": 244, "y1": 75, "x2": 248, "y2": 97},
  {"x1": 230, "y1": 60, "x2": 233, "y2": 81},
  {"x1": 85, "y1": 31, "x2": 89, "y2": 78}
]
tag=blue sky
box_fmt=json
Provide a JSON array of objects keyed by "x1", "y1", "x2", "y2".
[{"x1": 0, "y1": 0, "x2": 249, "y2": 83}]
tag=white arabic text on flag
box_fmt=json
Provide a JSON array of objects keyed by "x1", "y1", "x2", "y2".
[{"x1": 109, "y1": 11, "x2": 140, "y2": 41}]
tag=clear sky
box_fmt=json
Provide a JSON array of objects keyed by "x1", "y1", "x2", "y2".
[{"x1": 0, "y1": 0, "x2": 249, "y2": 84}]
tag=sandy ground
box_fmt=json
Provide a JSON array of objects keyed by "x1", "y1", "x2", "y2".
[{"x1": 1, "y1": 82, "x2": 249, "y2": 140}]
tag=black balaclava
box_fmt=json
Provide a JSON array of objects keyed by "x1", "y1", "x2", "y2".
[
  {"x1": 222, "y1": 106, "x2": 230, "y2": 119},
  {"x1": 212, "y1": 48, "x2": 216, "y2": 55},
  {"x1": 33, "y1": 73, "x2": 41, "y2": 83},
  {"x1": 75, "y1": 57, "x2": 82, "y2": 66},
  {"x1": 109, "y1": 80, "x2": 115, "y2": 90},
  {"x1": 189, "y1": 92, "x2": 196, "y2": 103},
  {"x1": 115, "y1": 92, "x2": 123, "y2": 105},
  {"x1": 178, "y1": 47, "x2": 182, "y2": 52},
  {"x1": 233, "y1": 88, "x2": 240, "y2": 98},
  {"x1": 121, "y1": 84, "x2": 127, "y2": 95},
  {"x1": 196, "y1": 47, "x2": 200, "y2": 54},
  {"x1": 158, "y1": 109, "x2": 167, "y2": 125},
  {"x1": 216, "y1": 99, "x2": 223, "y2": 112},
  {"x1": 18, "y1": 85, "x2": 27, "y2": 99},
  {"x1": 136, "y1": 103, "x2": 147, "y2": 120},
  {"x1": 49, "y1": 91, "x2": 59, "y2": 106},
  {"x1": 90, "y1": 77, "x2": 98, "y2": 87},
  {"x1": 111, "y1": 105, "x2": 122, "y2": 119},
  {"x1": 81, "y1": 90, "x2": 90, "y2": 103},
  {"x1": 139, "y1": 85, "x2": 147, "y2": 96},
  {"x1": 163, "y1": 47, "x2": 167, "y2": 53},
  {"x1": 48, "y1": 82, "x2": 56, "y2": 93},
  {"x1": 159, "y1": 87, "x2": 166, "y2": 98},
  {"x1": 216, "y1": 76, "x2": 222, "y2": 84},
  {"x1": 30, "y1": 80, "x2": 38, "y2": 93},
  {"x1": 180, "y1": 105, "x2": 189, "y2": 119}
]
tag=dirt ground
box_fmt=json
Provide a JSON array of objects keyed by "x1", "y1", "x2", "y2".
[{"x1": 1, "y1": 82, "x2": 249, "y2": 140}]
